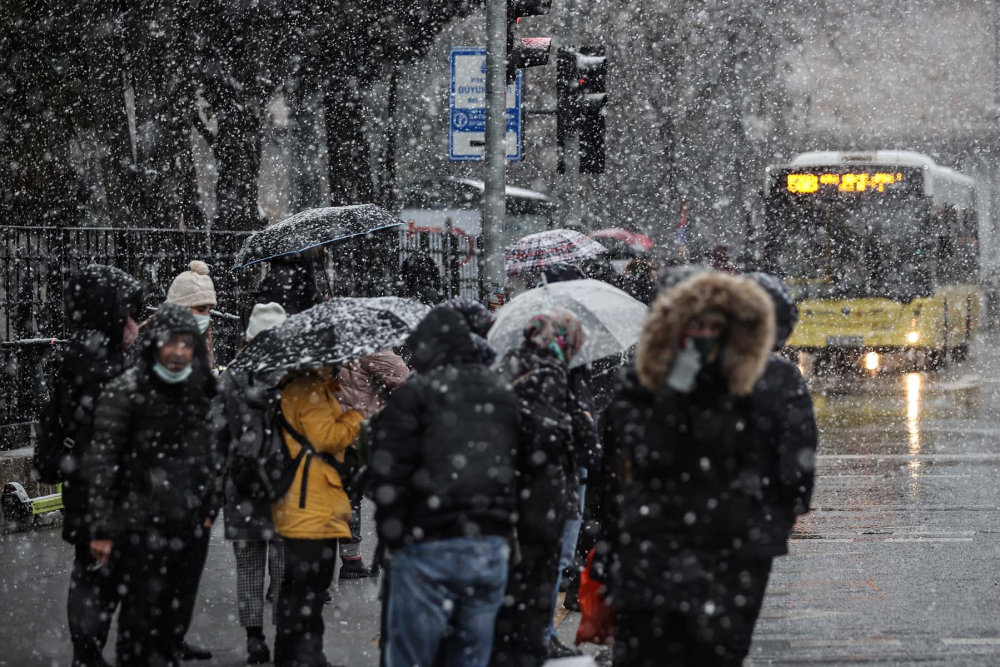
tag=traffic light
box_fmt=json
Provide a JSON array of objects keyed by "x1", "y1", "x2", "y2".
[
  {"x1": 506, "y1": 0, "x2": 552, "y2": 83},
  {"x1": 557, "y1": 46, "x2": 608, "y2": 174}
]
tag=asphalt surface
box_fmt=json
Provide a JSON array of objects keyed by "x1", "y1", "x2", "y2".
[{"x1": 2, "y1": 337, "x2": 1000, "y2": 666}]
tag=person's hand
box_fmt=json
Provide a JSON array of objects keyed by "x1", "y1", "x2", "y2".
[
  {"x1": 204, "y1": 517, "x2": 213, "y2": 529},
  {"x1": 90, "y1": 539, "x2": 113, "y2": 565}
]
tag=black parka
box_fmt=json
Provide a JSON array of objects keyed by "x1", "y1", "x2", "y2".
[
  {"x1": 49, "y1": 265, "x2": 142, "y2": 544},
  {"x1": 86, "y1": 304, "x2": 217, "y2": 540},
  {"x1": 371, "y1": 308, "x2": 521, "y2": 550},
  {"x1": 255, "y1": 254, "x2": 323, "y2": 316}
]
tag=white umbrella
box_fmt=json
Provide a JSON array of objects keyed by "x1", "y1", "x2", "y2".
[{"x1": 488, "y1": 279, "x2": 647, "y2": 368}]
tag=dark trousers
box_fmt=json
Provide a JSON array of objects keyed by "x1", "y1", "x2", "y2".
[
  {"x1": 339, "y1": 495, "x2": 363, "y2": 560},
  {"x1": 115, "y1": 529, "x2": 209, "y2": 667},
  {"x1": 275, "y1": 538, "x2": 339, "y2": 667},
  {"x1": 68, "y1": 541, "x2": 121, "y2": 667},
  {"x1": 174, "y1": 526, "x2": 211, "y2": 646},
  {"x1": 612, "y1": 558, "x2": 774, "y2": 667},
  {"x1": 490, "y1": 544, "x2": 562, "y2": 667}
]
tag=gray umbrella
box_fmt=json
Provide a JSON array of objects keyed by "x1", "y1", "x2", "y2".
[
  {"x1": 488, "y1": 279, "x2": 647, "y2": 368},
  {"x1": 234, "y1": 204, "x2": 403, "y2": 268},
  {"x1": 227, "y1": 297, "x2": 428, "y2": 377}
]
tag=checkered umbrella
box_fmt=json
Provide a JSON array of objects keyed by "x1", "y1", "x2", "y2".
[{"x1": 504, "y1": 229, "x2": 607, "y2": 276}]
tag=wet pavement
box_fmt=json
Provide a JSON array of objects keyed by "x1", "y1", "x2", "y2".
[{"x1": 3, "y1": 337, "x2": 1000, "y2": 666}]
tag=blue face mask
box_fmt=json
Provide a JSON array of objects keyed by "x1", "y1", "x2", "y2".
[
  {"x1": 153, "y1": 360, "x2": 193, "y2": 384},
  {"x1": 193, "y1": 314, "x2": 210, "y2": 334}
]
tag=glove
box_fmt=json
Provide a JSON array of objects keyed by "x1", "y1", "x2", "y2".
[{"x1": 667, "y1": 339, "x2": 701, "y2": 393}]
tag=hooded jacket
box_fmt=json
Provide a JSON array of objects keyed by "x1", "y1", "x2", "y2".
[
  {"x1": 749, "y1": 273, "x2": 817, "y2": 557},
  {"x1": 600, "y1": 273, "x2": 775, "y2": 608},
  {"x1": 49, "y1": 265, "x2": 142, "y2": 544},
  {"x1": 86, "y1": 304, "x2": 217, "y2": 540},
  {"x1": 335, "y1": 350, "x2": 409, "y2": 419},
  {"x1": 255, "y1": 254, "x2": 323, "y2": 316},
  {"x1": 271, "y1": 369, "x2": 364, "y2": 540},
  {"x1": 370, "y1": 308, "x2": 521, "y2": 550}
]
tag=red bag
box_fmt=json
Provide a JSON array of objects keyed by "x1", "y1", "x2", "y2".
[{"x1": 574, "y1": 548, "x2": 615, "y2": 646}]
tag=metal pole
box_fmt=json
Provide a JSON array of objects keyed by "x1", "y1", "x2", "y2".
[
  {"x1": 564, "y1": 0, "x2": 582, "y2": 229},
  {"x1": 482, "y1": 0, "x2": 507, "y2": 290}
]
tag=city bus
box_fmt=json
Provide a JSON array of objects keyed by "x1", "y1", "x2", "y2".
[{"x1": 760, "y1": 150, "x2": 980, "y2": 371}]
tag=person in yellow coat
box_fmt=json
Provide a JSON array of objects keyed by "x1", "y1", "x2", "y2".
[{"x1": 272, "y1": 368, "x2": 363, "y2": 667}]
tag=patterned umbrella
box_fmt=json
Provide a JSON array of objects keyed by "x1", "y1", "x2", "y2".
[
  {"x1": 504, "y1": 229, "x2": 607, "y2": 276},
  {"x1": 234, "y1": 204, "x2": 403, "y2": 268},
  {"x1": 590, "y1": 228, "x2": 655, "y2": 252},
  {"x1": 227, "y1": 297, "x2": 428, "y2": 377}
]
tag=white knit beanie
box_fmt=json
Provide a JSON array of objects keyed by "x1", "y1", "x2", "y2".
[
  {"x1": 246, "y1": 302, "x2": 287, "y2": 341},
  {"x1": 167, "y1": 260, "x2": 218, "y2": 308}
]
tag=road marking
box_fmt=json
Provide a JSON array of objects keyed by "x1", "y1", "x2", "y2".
[
  {"x1": 817, "y1": 453, "x2": 1000, "y2": 460},
  {"x1": 759, "y1": 610, "x2": 847, "y2": 620},
  {"x1": 789, "y1": 638, "x2": 903, "y2": 648},
  {"x1": 942, "y1": 638, "x2": 1000, "y2": 646}
]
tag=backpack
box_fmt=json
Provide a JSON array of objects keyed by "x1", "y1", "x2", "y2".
[
  {"x1": 229, "y1": 384, "x2": 359, "y2": 508},
  {"x1": 33, "y1": 382, "x2": 75, "y2": 485}
]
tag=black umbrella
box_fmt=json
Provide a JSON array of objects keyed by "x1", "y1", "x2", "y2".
[
  {"x1": 227, "y1": 297, "x2": 429, "y2": 376},
  {"x1": 234, "y1": 204, "x2": 404, "y2": 268}
]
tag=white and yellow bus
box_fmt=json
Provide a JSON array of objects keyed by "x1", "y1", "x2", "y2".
[{"x1": 761, "y1": 150, "x2": 980, "y2": 371}]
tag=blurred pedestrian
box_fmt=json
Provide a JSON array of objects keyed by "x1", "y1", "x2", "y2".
[
  {"x1": 371, "y1": 307, "x2": 521, "y2": 667},
  {"x1": 440, "y1": 296, "x2": 499, "y2": 365},
  {"x1": 335, "y1": 349, "x2": 409, "y2": 579},
  {"x1": 620, "y1": 256, "x2": 658, "y2": 305},
  {"x1": 492, "y1": 308, "x2": 593, "y2": 667},
  {"x1": 167, "y1": 260, "x2": 219, "y2": 371},
  {"x1": 600, "y1": 272, "x2": 775, "y2": 667},
  {"x1": 740, "y1": 273, "x2": 817, "y2": 657},
  {"x1": 86, "y1": 304, "x2": 218, "y2": 667},
  {"x1": 215, "y1": 302, "x2": 288, "y2": 665},
  {"x1": 271, "y1": 364, "x2": 364, "y2": 667},
  {"x1": 255, "y1": 250, "x2": 325, "y2": 316},
  {"x1": 35, "y1": 265, "x2": 141, "y2": 667},
  {"x1": 399, "y1": 251, "x2": 444, "y2": 305}
]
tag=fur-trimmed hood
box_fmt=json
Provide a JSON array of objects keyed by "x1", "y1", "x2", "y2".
[{"x1": 636, "y1": 272, "x2": 775, "y2": 396}]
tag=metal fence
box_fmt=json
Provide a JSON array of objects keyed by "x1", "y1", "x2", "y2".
[{"x1": 1, "y1": 225, "x2": 482, "y2": 449}]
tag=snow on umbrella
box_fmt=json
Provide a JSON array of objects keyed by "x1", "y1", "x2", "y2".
[
  {"x1": 504, "y1": 229, "x2": 607, "y2": 276},
  {"x1": 591, "y1": 228, "x2": 655, "y2": 252},
  {"x1": 488, "y1": 279, "x2": 647, "y2": 368},
  {"x1": 234, "y1": 204, "x2": 403, "y2": 268},
  {"x1": 227, "y1": 297, "x2": 429, "y2": 376}
]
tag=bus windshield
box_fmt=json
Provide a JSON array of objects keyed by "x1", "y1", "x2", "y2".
[{"x1": 766, "y1": 195, "x2": 932, "y2": 302}]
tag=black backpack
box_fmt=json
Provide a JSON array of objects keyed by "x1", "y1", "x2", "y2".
[
  {"x1": 33, "y1": 382, "x2": 75, "y2": 485},
  {"x1": 229, "y1": 385, "x2": 359, "y2": 508}
]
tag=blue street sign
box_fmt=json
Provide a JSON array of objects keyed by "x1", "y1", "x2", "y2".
[{"x1": 449, "y1": 47, "x2": 522, "y2": 162}]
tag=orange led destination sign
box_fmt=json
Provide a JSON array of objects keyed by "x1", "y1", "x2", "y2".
[{"x1": 787, "y1": 172, "x2": 904, "y2": 194}]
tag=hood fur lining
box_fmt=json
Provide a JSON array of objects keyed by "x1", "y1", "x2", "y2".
[{"x1": 636, "y1": 272, "x2": 775, "y2": 396}]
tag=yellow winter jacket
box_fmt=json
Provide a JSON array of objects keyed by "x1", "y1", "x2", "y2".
[{"x1": 272, "y1": 370, "x2": 364, "y2": 540}]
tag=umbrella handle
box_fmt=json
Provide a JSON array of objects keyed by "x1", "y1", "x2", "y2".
[{"x1": 319, "y1": 256, "x2": 335, "y2": 299}]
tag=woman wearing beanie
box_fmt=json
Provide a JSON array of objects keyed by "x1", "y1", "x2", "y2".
[{"x1": 168, "y1": 260, "x2": 219, "y2": 368}]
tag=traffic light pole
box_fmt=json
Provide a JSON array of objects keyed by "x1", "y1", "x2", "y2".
[
  {"x1": 563, "y1": 0, "x2": 582, "y2": 228},
  {"x1": 483, "y1": 0, "x2": 508, "y2": 291}
]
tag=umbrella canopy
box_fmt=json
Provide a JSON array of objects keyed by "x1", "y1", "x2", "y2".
[
  {"x1": 504, "y1": 229, "x2": 606, "y2": 276},
  {"x1": 234, "y1": 204, "x2": 403, "y2": 268},
  {"x1": 488, "y1": 279, "x2": 647, "y2": 368},
  {"x1": 227, "y1": 297, "x2": 428, "y2": 376},
  {"x1": 591, "y1": 228, "x2": 655, "y2": 252}
]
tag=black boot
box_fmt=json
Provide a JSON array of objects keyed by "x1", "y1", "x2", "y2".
[
  {"x1": 338, "y1": 557, "x2": 371, "y2": 580},
  {"x1": 247, "y1": 635, "x2": 270, "y2": 665},
  {"x1": 177, "y1": 641, "x2": 212, "y2": 661},
  {"x1": 548, "y1": 635, "x2": 583, "y2": 658}
]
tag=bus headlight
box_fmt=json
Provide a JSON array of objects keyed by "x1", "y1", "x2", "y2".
[
  {"x1": 907, "y1": 331, "x2": 920, "y2": 344},
  {"x1": 865, "y1": 351, "x2": 880, "y2": 370}
]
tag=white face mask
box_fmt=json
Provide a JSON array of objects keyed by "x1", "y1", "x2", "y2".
[
  {"x1": 153, "y1": 360, "x2": 193, "y2": 384},
  {"x1": 192, "y1": 314, "x2": 210, "y2": 334}
]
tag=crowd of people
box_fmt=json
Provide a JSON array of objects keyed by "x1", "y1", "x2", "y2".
[{"x1": 38, "y1": 247, "x2": 817, "y2": 667}]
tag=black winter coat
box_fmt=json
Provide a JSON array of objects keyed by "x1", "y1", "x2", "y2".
[
  {"x1": 214, "y1": 369, "x2": 280, "y2": 542},
  {"x1": 48, "y1": 265, "x2": 141, "y2": 544},
  {"x1": 500, "y1": 346, "x2": 597, "y2": 549},
  {"x1": 371, "y1": 308, "x2": 521, "y2": 550},
  {"x1": 751, "y1": 356, "x2": 817, "y2": 556},
  {"x1": 255, "y1": 256, "x2": 323, "y2": 316},
  {"x1": 601, "y1": 365, "x2": 765, "y2": 609},
  {"x1": 86, "y1": 305, "x2": 217, "y2": 540}
]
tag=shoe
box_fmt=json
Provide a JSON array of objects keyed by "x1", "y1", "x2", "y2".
[
  {"x1": 247, "y1": 636, "x2": 270, "y2": 665},
  {"x1": 177, "y1": 641, "x2": 213, "y2": 661},
  {"x1": 338, "y1": 557, "x2": 371, "y2": 580},
  {"x1": 321, "y1": 589, "x2": 333, "y2": 605},
  {"x1": 548, "y1": 636, "x2": 583, "y2": 659}
]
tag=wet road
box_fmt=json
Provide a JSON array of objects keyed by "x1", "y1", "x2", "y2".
[{"x1": 2, "y1": 338, "x2": 1000, "y2": 666}]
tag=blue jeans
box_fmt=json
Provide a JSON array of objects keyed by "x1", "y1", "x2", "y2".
[
  {"x1": 546, "y1": 482, "x2": 587, "y2": 641},
  {"x1": 385, "y1": 536, "x2": 509, "y2": 667}
]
